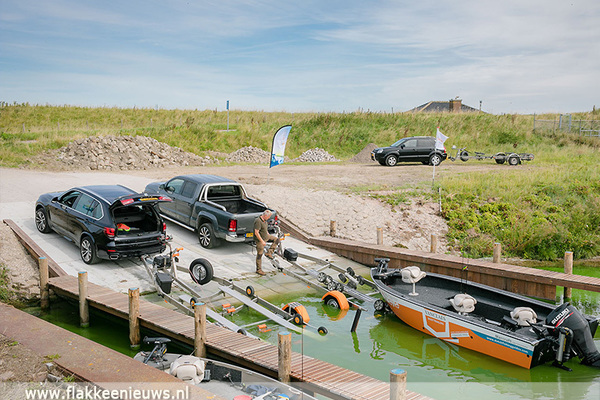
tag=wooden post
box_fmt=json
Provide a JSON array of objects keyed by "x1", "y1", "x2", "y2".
[
  {"x1": 493, "y1": 243, "x2": 502, "y2": 263},
  {"x1": 128, "y1": 288, "x2": 140, "y2": 349},
  {"x1": 430, "y1": 234, "x2": 438, "y2": 253},
  {"x1": 564, "y1": 251, "x2": 573, "y2": 302},
  {"x1": 78, "y1": 271, "x2": 89, "y2": 328},
  {"x1": 194, "y1": 302, "x2": 207, "y2": 358},
  {"x1": 329, "y1": 220, "x2": 336, "y2": 237},
  {"x1": 278, "y1": 331, "x2": 291, "y2": 383},
  {"x1": 377, "y1": 227, "x2": 383, "y2": 245},
  {"x1": 39, "y1": 257, "x2": 49, "y2": 311},
  {"x1": 390, "y1": 368, "x2": 407, "y2": 400}
]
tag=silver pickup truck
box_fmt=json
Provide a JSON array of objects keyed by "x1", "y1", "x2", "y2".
[{"x1": 144, "y1": 174, "x2": 277, "y2": 248}]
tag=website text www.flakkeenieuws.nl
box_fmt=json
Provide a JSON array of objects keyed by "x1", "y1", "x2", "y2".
[{"x1": 16, "y1": 384, "x2": 190, "y2": 400}]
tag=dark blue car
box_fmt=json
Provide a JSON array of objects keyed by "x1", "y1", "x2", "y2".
[{"x1": 35, "y1": 185, "x2": 171, "y2": 264}]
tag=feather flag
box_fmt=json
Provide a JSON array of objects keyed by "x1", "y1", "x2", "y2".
[{"x1": 270, "y1": 125, "x2": 292, "y2": 168}]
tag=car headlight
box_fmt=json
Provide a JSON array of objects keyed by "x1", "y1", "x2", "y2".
[{"x1": 375, "y1": 148, "x2": 383, "y2": 154}]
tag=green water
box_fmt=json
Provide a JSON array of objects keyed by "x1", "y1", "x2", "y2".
[{"x1": 33, "y1": 290, "x2": 600, "y2": 400}]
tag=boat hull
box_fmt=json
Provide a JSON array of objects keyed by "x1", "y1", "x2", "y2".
[{"x1": 379, "y1": 288, "x2": 538, "y2": 368}]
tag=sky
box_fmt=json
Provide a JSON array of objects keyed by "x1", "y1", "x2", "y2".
[{"x1": 1, "y1": 0, "x2": 599, "y2": 114}]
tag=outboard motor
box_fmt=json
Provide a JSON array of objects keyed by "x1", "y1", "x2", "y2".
[{"x1": 546, "y1": 303, "x2": 600, "y2": 367}]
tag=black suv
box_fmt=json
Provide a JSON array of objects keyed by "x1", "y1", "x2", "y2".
[
  {"x1": 35, "y1": 185, "x2": 171, "y2": 264},
  {"x1": 371, "y1": 136, "x2": 447, "y2": 166}
]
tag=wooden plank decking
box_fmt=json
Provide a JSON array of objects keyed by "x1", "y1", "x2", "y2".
[
  {"x1": 49, "y1": 274, "x2": 432, "y2": 400},
  {"x1": 310, "y1": 236, "x2": 600, "y2": 301}
]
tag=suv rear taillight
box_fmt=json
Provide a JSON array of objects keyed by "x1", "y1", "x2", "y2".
[
  {"x1": 228, "y1": 219, "x2": 237, "y2": 232},
  {"x1": 161, "y1": 222, "x2": 166, "y2": 232},
  {"x1": 104, "y1": 227, "x2": 116, "y2": 239}
]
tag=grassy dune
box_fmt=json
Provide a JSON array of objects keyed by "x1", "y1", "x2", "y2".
[{"x1": 1, "y1": 103, "x2": 599, "y2": 260}]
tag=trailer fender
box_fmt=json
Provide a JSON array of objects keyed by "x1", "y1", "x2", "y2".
[
  {"x1": 282, "y1": 302, "x2": 310, "y2": 324},
  {"x1": 322, "y1": 290, "x2": 350, "y2": 311}
]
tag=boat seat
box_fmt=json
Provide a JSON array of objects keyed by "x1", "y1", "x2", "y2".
[
  {"x1": 449, "y1": 293, "x2": 477, "y2": 315},
  {"x1": 401, "y1": 266, "x2": 426, "y2": 296},
  {"x1": 169, "y1": 355, "x2": 206, "y2": 385},
  {"x1": 510, "y1": 307, "x2": 537, "y2": 326}
]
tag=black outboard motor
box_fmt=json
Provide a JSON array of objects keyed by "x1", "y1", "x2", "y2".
[{"x1": 546, "y1": 303, "x2": 600, "y2": 367}]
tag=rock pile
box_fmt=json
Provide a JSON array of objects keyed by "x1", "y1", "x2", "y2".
[
  {"x1": 293, "y1": 148, "x2": 339, "y2": 162},
  {"x1": 53, "y1": 135, "x2": 218, "y2": 170},
  {"x1": 226, "y1": 146, "x2": 271, "y2": 164},
  {"x1": 349, "y1": 143, "x2": 378, "y2": 163}
]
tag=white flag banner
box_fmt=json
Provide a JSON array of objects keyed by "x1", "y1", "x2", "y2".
[
  {"x1": 270, "y1": 125, "x2": 292, "y2": 168},
  {"x1": 436, "y1": 127, "x2": 448, "y2": 150}
]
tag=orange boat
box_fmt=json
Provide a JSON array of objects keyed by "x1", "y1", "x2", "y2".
[{"x1": 371, "y1": 258, "x2": 600, "y2": 370}]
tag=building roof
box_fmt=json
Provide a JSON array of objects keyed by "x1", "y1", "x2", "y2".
[{"x1": 409, "y1": 100, "x2": 482, "y2": 113}]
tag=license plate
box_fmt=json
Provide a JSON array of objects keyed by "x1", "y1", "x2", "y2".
[{"x1": 245, "y1": 232, "x2": 254, "y2": 238}]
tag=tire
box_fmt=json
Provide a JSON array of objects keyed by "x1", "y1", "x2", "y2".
[
  {"x1": 429, "y1": 153, "x2": 442, "y2": 166},
  {"x1": 494, "y1": 153, "x2": 506, "y2": 164},
  {"x1": 459, "y1": 151, "x2": 469, "y2": 162},
  {"x1": 325, "y1": 296, "x2": 340, "y2": 309},
  {"x1": 80, "y1": 236, "x2": 99, "y2": 265},
  {"x1": 317, "y1": 326, "x2": 328, "y2": 335},
  {"x1": 317, "y1": 272, "x2": 327, "y2": 283},
  {"x1": 374, "y1": 299, "x2": 386, "y2": 312},
  {"x1": 293, "y1": 313, "x2": 304, "y2": 325},
  {"x1": 508, "y1": 155, "x2": 520, "y2": 166},
  {"x1": 245, "y1": 285, "x2": 255, "y2": 297},
  {"x1": 189, "y1": 258, "x2": 214, "y2": 285},
  {"x1": 346, "y1": 267, "x2": 356, "y2": 277},
  {"x1": 357, "y1": 275, "x2": 366, "y2": 286},
  {"x1": 338, "y1": 273, "x2": 347, "y2": 283},
  {"x1": 35, "y1": 207, "x2": 52, "y2": 233},
  {"x1": 384, "y1": 154, "x2": 398, "y2": 167},
  {"x1": 190, "y1": 297, "x2": 197, "y2": 307},
  {"x1": 327, "y1": 280, "x2": 337, "y2": 291},
  {"x1": 197, "y1": 223, "x2": 220, "y2": 248}
]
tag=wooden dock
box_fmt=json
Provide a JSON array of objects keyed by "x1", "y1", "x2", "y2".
[
  {"x1": 307, "y1": 235, "x2": 600, "y2": 301},
  {"x1": 48, "y1": 274, "x2": 430, "y2": 400}
]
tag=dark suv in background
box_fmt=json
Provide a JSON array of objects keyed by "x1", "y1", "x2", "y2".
[
  {"x1": 35, "y1": 185, "x2": 171, "y2": 264},
  {"x1": 371, "y1": 136, "x2": 447, "y2": 166}
]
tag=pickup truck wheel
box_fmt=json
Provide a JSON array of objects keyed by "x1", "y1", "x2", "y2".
[
  {"x1": 198, "y1": 223, "x2": 220, "y2": 248},
  {"x1": 189, "y1": 258, "x2": 214, "y2": 285}
]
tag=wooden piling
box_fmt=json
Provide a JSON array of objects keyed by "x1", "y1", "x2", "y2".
[
  {"x1": 377, "y1": 227, "x2": 383, "y2": 245},
  {"x1": 78, "y1": 271, "x2": 89, "y2": 327},
  {"x1": 564, "y1": 251, "x2": 573, "y2": 302},
  {"x1": 329, "y1": 220, "x2": 336, "y2": 237},
  {"x1": 39, "y1": 257, "x2": 49, "y2": 311},
  {"x1": 278, "y1": 331, "x2": 291, "y2": 383},
  {"x1": 493, "y1": 242, "x2": 502, "y2": 263},
  {"x1": 194, "y1": 302, "x2": 207, "y2": 358},
  {"x1": 389, "y1": 368, "x2": 407, "y2": 400},
  {"x1": 430, "y1": 234, "x2": 438, "y2": 253},
  {"x1": 128, "y1": 288, "x2": 140, "y2": 349}
]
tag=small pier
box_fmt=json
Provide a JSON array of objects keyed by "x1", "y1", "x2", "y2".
[{"x1": 47, "y1": 274, "x2": 429, "y2": 400}]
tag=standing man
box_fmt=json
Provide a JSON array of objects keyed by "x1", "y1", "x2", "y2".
[{"x1": 254, "y1": 209, "x2": 279, "y2": 276}]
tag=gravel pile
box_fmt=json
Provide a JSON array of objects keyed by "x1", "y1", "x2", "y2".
[
  {"x1": 52, "y1": 135, "x2": 218, "y2": 170},
  {"x1": 226, "y1": 146, "x2": 271, "y2": 164},
  {"x1": 349, "y1": 143, "x2": 379, "y2": 163},
  {"x1": 293, "y1": 148, "x2": 339, "y2": 162}
]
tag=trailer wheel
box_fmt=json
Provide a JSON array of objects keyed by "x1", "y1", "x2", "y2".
[
  {"x1": 237, "y1": 328, "x2": 248, "y2": 336},
  {"x1": 346, "y1": 267, "x2": 356, "y2": 277},
  {"x1": 338, "y1": 273, "x2": 347, "y2": 283},
  {"x1": 189, "y1": 297, "x2": 197, "y2": 307},
  {"x1": 357, "y1": 275, "x2": 366, "y2": 286},
  {"x1": 374, "y1": 299, "x2": 386, "y2": 312},
  {"x1": 245, "y1": 285, "x2": 255, "y2": 297},
  {"x1": 293, "y1": 313, "x2": 304, "y2": 325},
  {"x1": 460, "y1": 151, "x2": 469, "y2": 162},
  {"x1": 508, "y1": 155, "x2": 520, "y2": 166},
  {"x1": 327, "y1": 280, "x2": 337, "y2": 291},
  {"x1": 317, "y1": 326, "x2": 328, "y2": 335},
  {"x1": 317, "y1": 272, "x2": 327, "y2": 283},
  {"x1": 494, "y1": 153, "x2": 506, "y2": 164},
  {"x1": 322, "y1": 291, "x2": 350, "y2": 310},
  {"x1": 189, "y1": 258, "x2": 214, "y2": 285}
]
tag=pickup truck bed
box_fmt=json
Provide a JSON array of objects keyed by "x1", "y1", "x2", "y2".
[{"x1": 144, "y1": 174, "x2": 277, "y2": 248}]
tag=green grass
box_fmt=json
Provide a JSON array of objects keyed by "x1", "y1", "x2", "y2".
[{"x1": 2, "y1": 103, "x2": 599, "y2": 261}]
